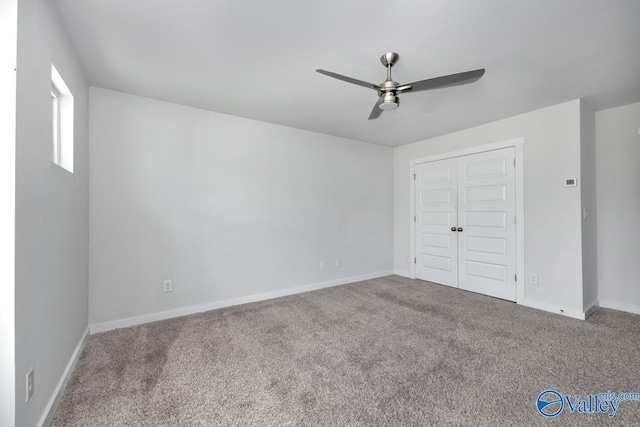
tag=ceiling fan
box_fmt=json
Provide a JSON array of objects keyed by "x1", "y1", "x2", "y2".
[{"x1": 316, "y1": 52, "x2": 485, "y2": 120}]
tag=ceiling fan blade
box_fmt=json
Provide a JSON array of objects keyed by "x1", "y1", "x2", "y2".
[
  {"x1": 368, "y1": 99, "x2": 383, "y2": 120},
  {"x1": 398, "y1": 68, "x2": 485, "y2": 93},
  {"x1": 316, "y1": 69, "x2": 380, "y2": 91}
]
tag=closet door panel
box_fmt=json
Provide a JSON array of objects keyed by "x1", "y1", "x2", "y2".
[
  {"x1": 414, "y1": 159, "x2": 458, "y2": 287},
  {"x1": 457, "y1": 148, "x2": 517, "y2": 301}
]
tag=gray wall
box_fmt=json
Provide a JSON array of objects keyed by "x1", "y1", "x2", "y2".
[
  {"x1": 89, "y1": 88, "x2": 393, "y2": 326},
  {"x1": 14, "y1": 0, "x2": 89, "y2": 425},
  {"x1": 596, "y1": 102, "x2": 640, "y2": 312}
]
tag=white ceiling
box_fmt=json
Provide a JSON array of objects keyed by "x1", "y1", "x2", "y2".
[{"x1": 54, "y1": 0, "x2": 640, "y2": 147}]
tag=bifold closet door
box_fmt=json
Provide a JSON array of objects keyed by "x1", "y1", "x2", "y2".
[
  {"x1": 457, "y1": 148, "x2": 517, "y2": 301},
  {"x1": 414, "y1": 158, "x2": 458, "y2": 288}
]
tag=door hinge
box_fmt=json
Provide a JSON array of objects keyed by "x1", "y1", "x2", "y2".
[
  {"x1": 514, "y1": 216, "x2": 517, "y2": 224},
  {"x1": 515, "y1": 274, "x2": 517, "y2": 282},
  {"x1": 513, "y1": 159, "x2": 516, "y2": 167},
  {"x1": 414, "y1": 215, "x2": 416, "y2": 222},
  {"x1": 413, "y1": 173, "x2": 416, "y2": 180},
  {"x1": 414, "y1": 258, "x2": 416, "y2": 264}
]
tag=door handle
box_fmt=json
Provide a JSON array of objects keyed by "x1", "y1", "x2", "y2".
[
  {"x1": 451, "y1": 227, "x2": 457, "y2": 232},
  {"x1": 457, "y1": 227, "x2": 463, "y2": 232}
]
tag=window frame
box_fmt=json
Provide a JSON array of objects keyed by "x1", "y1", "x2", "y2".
[{"x1": 51, "y1": 85, "x2": 61, "y2": 165}]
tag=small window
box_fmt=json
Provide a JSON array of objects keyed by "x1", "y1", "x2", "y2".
[{"x1": 51, "y1": 64, "x2": 73, "y2": 172}]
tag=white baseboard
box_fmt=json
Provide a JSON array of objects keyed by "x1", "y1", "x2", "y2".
[
  {"x1": 518, "y1": 299, "x2": 587, "y2": 320},
  {"x1": 598, "y1": 300, "x2": 640, "y2": 315},
  {"x1": 393, "y1": 269, "x2": 414, "y2": 279},
  {"x1": 90, "y1": 270, "x2": 394, "y2": 334},
  {"x1": 38, "y1": 325, "x2": 89, "y2": 427}
]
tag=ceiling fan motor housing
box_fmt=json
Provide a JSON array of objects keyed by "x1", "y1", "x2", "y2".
[{"x1": 379, "y1": 78, "x2": 400, "y2": 110}]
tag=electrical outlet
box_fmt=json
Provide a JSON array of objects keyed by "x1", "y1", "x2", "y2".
[
  {"x1": 163, "y1": 279, "x2": 173, "y2": 293},
  {"x1": 26, "y1": 367, "x2": 34, "y2": 402},
  {"x1": 319, "y1": 260, "x2": 326, "y2": 270},
  {"x1": 335, "y1": 258, "x2": 342, "y2": 268},
  {"x1": 529, "y1": 274, "x2": 539, "y2": 285}
]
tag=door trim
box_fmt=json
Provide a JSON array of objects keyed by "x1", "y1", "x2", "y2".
[{"x1": 409, "y1": 137, "x2": 525, "y2": 304}]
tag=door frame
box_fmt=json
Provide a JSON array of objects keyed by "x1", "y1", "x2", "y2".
[{"x1": 409, "y1": 137, "x2": 525, "y2": 304}]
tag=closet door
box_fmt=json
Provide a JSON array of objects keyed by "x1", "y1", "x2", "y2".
[
  {"x1": 414, "y1": 158, "x2": 458, "y2": 287},
  {"x1": 457, "y1": 148, "x2": 516, "y2": 301}
]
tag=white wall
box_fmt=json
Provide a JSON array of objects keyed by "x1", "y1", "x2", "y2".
[
  {"x1": 580, "y1": 100, "x2": 598, "y2": 311},
  {"x1": 14, "y1": 0, "x2": 89, "y2": 425},
  {"x1": 0, "y1": 0, "x2": 17, "y2": 425},
  {"x1": 394, "y1": 100, "x2": 585, "y2": 314},
  {"x1": 89, "y1": 88, "x2": 393, "y2": 326},
  {"x1": 596, "y1": 102, "x2": 640, "y2": 313}
]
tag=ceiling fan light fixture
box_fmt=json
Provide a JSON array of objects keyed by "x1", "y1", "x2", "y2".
[{"x1": 379, "y1": 93, "x2": 399, "y2": 110}]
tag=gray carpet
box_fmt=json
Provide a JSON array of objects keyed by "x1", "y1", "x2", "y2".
[{"x1": 53, "y1": 276, "x2": 640, "y2": 426}]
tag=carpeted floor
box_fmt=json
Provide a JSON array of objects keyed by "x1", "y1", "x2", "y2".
[{"x1": 52, "y1": 275, "x2": 640, "y2": 426}]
